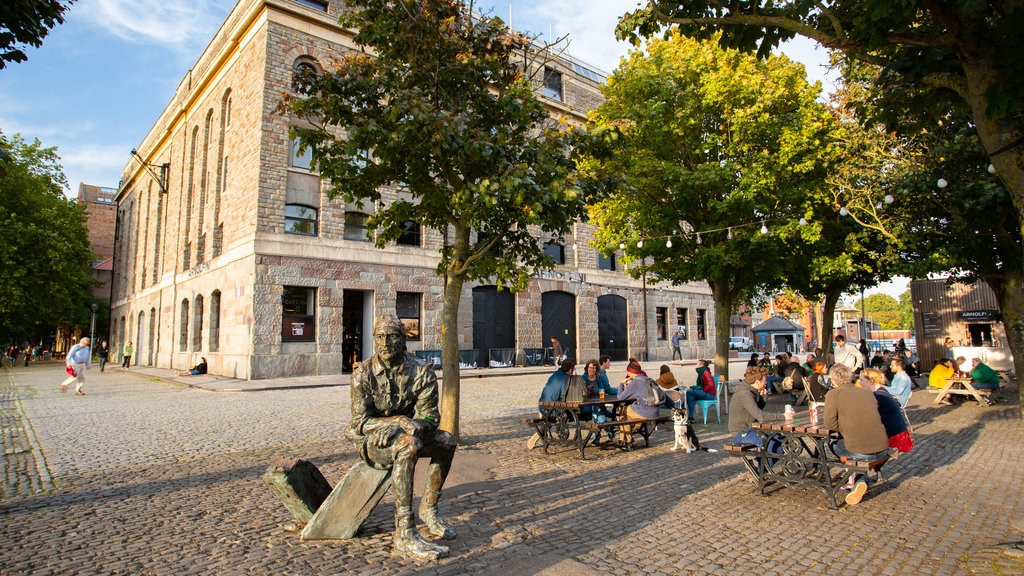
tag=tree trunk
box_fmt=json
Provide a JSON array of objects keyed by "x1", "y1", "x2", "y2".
[
  {"x1": 711, "y1": 281, "x2": 734, "y2": 382},
  {"x1": 819, "y1": 286, "x2": 843, "y2": 356},
  {"x1": 984, "y1": 270, "x2": 1024, "y2": 415},
  {"x1": 438, "y1": 227, "x2": 470, "y2": 441}
]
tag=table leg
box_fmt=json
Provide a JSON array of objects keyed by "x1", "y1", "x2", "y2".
[{"x1": 933, "y1": 382, "x2": 956, "y2": 404}]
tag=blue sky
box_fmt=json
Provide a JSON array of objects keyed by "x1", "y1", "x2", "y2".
[{"x1": 1, "y1": 0, "x2": 836, "y2": 199}]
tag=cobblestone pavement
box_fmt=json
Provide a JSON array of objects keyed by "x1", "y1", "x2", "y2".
[{"x1": 1, "y1": 361, "x2": 1022, "y2": 575}]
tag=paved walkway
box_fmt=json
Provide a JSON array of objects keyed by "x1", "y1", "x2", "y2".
[{"x1": 1, "y1": 361, "x2": 1022, "y2": 575}]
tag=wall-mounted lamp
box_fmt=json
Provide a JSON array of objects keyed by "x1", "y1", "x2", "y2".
[{"x1": 130, "y1": 148, "x2": 169, "y2": 194}]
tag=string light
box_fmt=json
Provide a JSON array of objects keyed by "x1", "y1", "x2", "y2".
[
  {"x1": 937, "y1": 178, "x2": 948, "y2": 188},
  {"x1": 665, "y1": 238, "x2": 672, "y2": 248},
  {"x1": 726, "y1": 228, "x2": 733, "y2": 239},
  {"x1": 988, "y1": 164, "x2": 996, "y2": 174},
  {"x1": 636, "y1": 240, "x2": 643, "y2": 248},
  {"x1": 839, "y1": 206, "x2": 849, "y2": 216},
  {"x1": 696, "y1": 233, "x2": 702, "y2": 245},
  {"x1": 760, "y1": 222, "x2": 768, "y2": 234},
  {"x1": 798, "y1": 217, "x2": 807, "y2": 226},
  {"x1": 611, "y1": 215, "x2": 803, "y2": 250},
  {"x1": 884, "y1": 194, "x2": 894, "y2": 204}
]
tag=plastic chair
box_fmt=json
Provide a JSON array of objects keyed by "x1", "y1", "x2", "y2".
[{"x1": 695, "y1": 375, "x2": 724, "y2": 424}]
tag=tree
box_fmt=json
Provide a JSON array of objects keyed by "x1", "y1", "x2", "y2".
[
  {"x1": 284, "y1": 0, "x2": 607, "y2": 439},
  {"x1": 0, "y1": 1, "x2": 75, "y2": 69},
  {"x1": 0, "y1": 133, "x2": 96, "y2": 344},
  {"x1": 617, "y1": 2, "x2": 1024, "y2": 264},
  {"x1": 854, "y1": 293, "x2": 901, "y2": 330},
  {"x1": 585, "y1": 32, "x2": 834, "y2": 380}
]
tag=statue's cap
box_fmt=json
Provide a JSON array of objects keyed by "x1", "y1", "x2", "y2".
[{"x1": 373, "y1": 312, "x2": 404, "y2": 334}]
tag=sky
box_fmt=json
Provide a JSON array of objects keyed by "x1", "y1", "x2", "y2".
[{"x1": 4, "y1": 0, "x2": 901, "y2": 294}]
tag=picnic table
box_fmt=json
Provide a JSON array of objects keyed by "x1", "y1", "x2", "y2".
[
  {"x1": 525, "y1": 397, "x2": 669, "y2": 459},
  {"x1": 724, "y1": 411, "x2": 889, "y2": 510},
  {"x1": 934, "y1": 377, "x2": 994, "y2": 406}
]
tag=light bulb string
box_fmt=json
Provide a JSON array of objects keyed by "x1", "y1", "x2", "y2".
[{"x1": 616, "y1": 215, "x2": 801, "y2": 247}]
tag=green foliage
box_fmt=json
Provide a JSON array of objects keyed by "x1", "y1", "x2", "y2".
[
  {"x1": 898, "y1": 290, "x2": 914, "y2": 331},
  {"x1": 854, "y1": 293, "x2": 901, "y2": 330},
  {"x1": 0, "y1": 0, "x2": 75, "y2": 69},
  {"x1": 585, "y1": 31, "x2": 834, "y2": 329},
  {"x1": 0, "y1": 133, "x2": 96, "y2": 342}
]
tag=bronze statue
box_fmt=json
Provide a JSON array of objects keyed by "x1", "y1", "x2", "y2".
[{"x1": 346, "y1": 313, "x2": 457, "y2": 560}]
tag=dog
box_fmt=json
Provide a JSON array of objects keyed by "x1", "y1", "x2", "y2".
[{"x1": 670, "y1": 407, "x2": 717, "y2": 453}]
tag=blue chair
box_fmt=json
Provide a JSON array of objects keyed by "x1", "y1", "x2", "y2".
[{"x1": 695, "y1": 375, "x2": 725, "y2": 424}]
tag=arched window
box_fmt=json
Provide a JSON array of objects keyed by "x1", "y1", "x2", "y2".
[
  {"x1": 209, "y1": 290, "x2": 221, "y2": 352},
  {"x1": 293, "y1": 60, "x2": 319, "y2": 95},
  {"x1": 285, "y1": 204, "x2": 318, "y2": 235},
  {"x1": 192, "y1": 295, "x2": 204, "y2": 351},
  {"x1": 179, "y1": 299, "x2": 190, "y2": 352}
]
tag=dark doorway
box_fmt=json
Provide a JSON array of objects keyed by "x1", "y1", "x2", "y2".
[
  {"x1": 473, "y1": 286, "x2": 515, "y2": 367},
  {"x1": 342, "y1": 290, "x2": 366, "y2": 373},
  {"x1": 967, "y1": 323, "x2": 994, "y2": 346},
  {"x1": 542, "y1": 291, "x2": 576, "y2": 363},
  {"x1": 598, "y1": 294, "x2": 628, "y2": 361}
]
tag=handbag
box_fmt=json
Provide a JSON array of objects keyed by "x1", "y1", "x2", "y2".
[{"x1": 65, "y1": 366, "x2": 76, "y2": 377}]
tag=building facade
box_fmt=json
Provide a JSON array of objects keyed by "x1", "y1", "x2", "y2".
[{"x1": 111, "y1": 0, "x2": 714, "y2": 380}]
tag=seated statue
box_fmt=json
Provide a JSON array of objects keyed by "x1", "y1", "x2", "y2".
[{"x1": 345, "y1": 313, "x2": 458, "y2": 560}]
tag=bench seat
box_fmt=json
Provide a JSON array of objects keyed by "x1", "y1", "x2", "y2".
[{"x1": 582, "y1": 415, "x2": 670, "y2": 449}]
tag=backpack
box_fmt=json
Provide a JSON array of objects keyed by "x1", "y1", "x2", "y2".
[
  {"x1": 644, "y1": 376, "x2": 664, "y2": 407},
  {"x1": 562, "y1": 374, "x2": 588, "y2": 403}
]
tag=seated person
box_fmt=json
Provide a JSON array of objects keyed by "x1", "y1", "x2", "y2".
[
  {"x1": 746, "y1": 353, "x2": 760, "y2": 368},
  {"x1": 928, "y1": 358, "x2": 956, "y2": 390},
  {"x1": 968, "y1": 358, "x2": 1001, "y2": 391},
  {"x1": 655, "y1": 364, "x2": 679, "y2": 390},
  {"x1": 805, "y1": 357, "x2": 830, "y2": 406},
  {"x1": 728, "y1": 366, "x2": 770, "y2": 446},
  {"x1": 685, "y1": 359, "x2": 717, "y2": 421},
  {"x1": 888, "y1": 356, "x2": 913, "y2": 407},
  {"x1": 581, "y1": 359, "x2": 616, "y2": 440},
  {"x1": 859, "y1": 368, "x2": 913, "y2": 454},
  {"x1": 616, "y1": 360, "x2": 661, "y2": 444},
  {"x1": 176, "y1": 357, "x2": 208, "y2": 376},
  {"x1": 537, "y1": 359, "x2": 575, "y2": 416},
  {"x1": 780, "y1": 354, "x2": 806, "y2": 403},
  {"x1": 823, "y1": 363, "x2": 890, "y2": 507},
  {"x1": 765, "y1": 355, "x2": 785, "y2": 393}
]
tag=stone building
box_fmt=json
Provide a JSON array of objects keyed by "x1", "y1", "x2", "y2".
[
  {"x1": 77, "y1": 183, "x2": 117, "y2": 301},
  {"x1": 111, "y1": 0, "x2": 714, "y2": 380}
]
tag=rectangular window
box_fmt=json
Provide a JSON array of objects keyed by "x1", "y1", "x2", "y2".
[
  {"x1": 397, "y1": 220, "x2": 420, "y2": 246},
  {"x1": 285, "y1": 204, "x2": 318, "y2": 235},
  {"x1": 542, "y1": 67, "x2": 563, "y2": 101},
  {"x1": 344, "y1": 212, "x2": 370, "y2": 241},
  {"x1": 290, "y1": 136, "x2": 313, "y2": 170},
  {"x1": 282, "y1": 286, "x2": 316, "y2": 342},
  {"x1": 293, "y1": 0, "x2": 328, "y2": 11},
  {"x1": 697, "y1": 309, "x2": 707, "y2": 340},
  {"x1": 676, "y1": 308, "x2": 688, "y2": 339},
  {"x1": 396, "y1": 292, "x2": 421, "y2": 341},
  {"x1": 597, "y1": 251, "x2": 616, "y2": 271},
  {"x1": 656, "y1": 307, "x2": 667, "y2": 340},
  {"x1": 543, "y1": 241, "x2": 565, "y2": 265}
]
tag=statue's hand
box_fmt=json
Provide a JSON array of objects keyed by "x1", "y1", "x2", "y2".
[
  {"x1": 394, "y1": 415, "x2": 426, "y2": 435},
  {"x1": 368, "y1": 423, "x2": 401, "y2": 448}
]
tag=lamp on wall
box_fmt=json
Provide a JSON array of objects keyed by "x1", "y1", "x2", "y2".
[{"x1": 130, "y1": 149, "x2": 169, "y2": 194}]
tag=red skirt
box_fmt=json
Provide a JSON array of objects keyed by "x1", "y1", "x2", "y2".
[{"x1": 889, "y1": 430, "x2": 914, "y2": 453}]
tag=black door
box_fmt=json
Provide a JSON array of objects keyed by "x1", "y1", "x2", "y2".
[
  {"x1": 598, "y1": 294, "x2": 628, "y2": 361},
  {"x1": 473, "y1": 286, "x2": 515, "y2": 367},
  {"x1": 542, "y1": 291, "x2": 576, "y2": 362},
  {"x1": 342, "y1": 290, "x2": 364, "y2": 373}
]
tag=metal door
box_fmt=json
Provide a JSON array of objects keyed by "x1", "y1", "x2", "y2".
[
  {"x1": 473, "y1": 286, "x2": 515, "y2": 367},
  {"x1": 598, "y1": 294, "x2": 628, "y2": 361},
  {"x1": 542, "y1": 291, "x2": 577, "y2": 362}
]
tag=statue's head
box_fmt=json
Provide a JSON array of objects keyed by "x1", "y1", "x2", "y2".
[{"x1": 373, "y1": 312, "x2": 406, "y2": 363}]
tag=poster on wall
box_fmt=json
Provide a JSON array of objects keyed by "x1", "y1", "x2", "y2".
[{"x1": 921, "y1": 312, "x2": 944, "y2": 337}]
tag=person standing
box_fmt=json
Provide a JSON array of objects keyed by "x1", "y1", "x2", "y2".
[
  {"x1": 61, "y1": 337, "x2": 92, "y2": 395},
  {"x1": 96, "y1": 341, "x2": 110, "y2": 372},
  {"x1": 121, "y1": 341, "x2": 133, "y2": 369},
  {"x1": 671, "y1": 329, "x2": 684, "y2": 361},
  {"x1": 8, "y1": 345, "x2": 18, "y2": 367}
]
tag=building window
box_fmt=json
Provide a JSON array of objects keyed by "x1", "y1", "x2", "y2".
[
  {"x1": 542, "y1": 67, "x2": 563, "y2": 101},
  {"x1": 344, "y1": 212, "x2": 370, "y2": 241},
  {"x1": 656, "y1": 307, "x2": 667, "y2": 340},
  {"x1": 285, "y1": 204, "x2": 318, "y2": 235},
  {"x1": 598, "y1": 251, "x2": 616, "y2": 271},
  {"x1": 543, "y1": 240, "x2": 565, "y2": 264},
  {"x1": 697, "y1": 309, "x2": 707, "y2": 340},
  {"x1": 293, "y1": 0, "x2": 328, "y2": 12},
  {"x1": 179, "y1": 299, "x2": 190, "y2": 352},
  {"x1": 396, "y1": 292, "x2": 421, "y2": 341},
  {"x1": 192, "y1": 295, "x2": 204, "y2": 351},
  {"x1": 209, "y1": 290, "x2": 221, "y2": 352},
  {"x1": 293, "y1": 60, "x2": 319, "y2": 94},
  {"x1": 676, "y1": 308, "x2": 688, "y2": 339},
  {"x1": 290, "y1": 136, "x2": 313, "y2": 170},
  {"x1": 282, "y1": 286, "x2": 316, "y2": 342},
  {"x1": 397, "y1": 220, "x2": 420, "y2": 246}
]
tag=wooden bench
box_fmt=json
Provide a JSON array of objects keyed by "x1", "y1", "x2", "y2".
[
  {"x1": 582, "y1": 415, "x2": 671, "y2": 450},
  {"x1": 835, "y1": 454, "x2": 890, "y2": 484},
  {"x1": 724, "y1": 442, "x2": 760, "y2": 481}
]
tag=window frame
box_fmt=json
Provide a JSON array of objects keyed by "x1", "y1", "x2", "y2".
[
  {"x1": 344, "y1": 212, "x2": 370, "y2": 241},
  {"x1": 396, "y1": 292, "x2": 421, "y2": 341},
  {"x1": 285, "y1": 204, "x2": 319, "y2": 236},
  {"x1": 655, "y1": 307, "x2": 668, "y2": 340},
  {"x1": 396, "y1": 219, "x2": 421, "y2": 246},
  {"x1": 282, "y1": 286, "x2": 316, "y2": 342},
  {"x1": 542, "y1": 67, "x2": 563, "y2": 101}
]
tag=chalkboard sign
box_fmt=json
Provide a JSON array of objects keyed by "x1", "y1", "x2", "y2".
[{"x1": 921, "y1": 312, "x2": 944, "y2": 337}]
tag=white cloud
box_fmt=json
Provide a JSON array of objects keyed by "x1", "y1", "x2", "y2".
[{"x1": 75, "y1": 0, "x2": 228, "y2": 54}]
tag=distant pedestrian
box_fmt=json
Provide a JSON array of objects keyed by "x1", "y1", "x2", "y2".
[
  {"x1": 122, "y1": 341, "x2": 133, "y2": 369},
  {"x1": 549, "y1": 336, "x2": 564, "y2": 364},
  {"x1": 671, "y1": 329, "x2": 684, "y2": 360},
  {"x1": 61, "y1": 337, "x2": 92, "y2": 395},
  {"x1": 96, "y1": 341, "x2": 110, "y2": 372},
  {"x1": 8, "y1": 345, "x2": 18, "y2": 367}
]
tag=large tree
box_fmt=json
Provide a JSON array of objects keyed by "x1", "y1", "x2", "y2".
[
  {"x1": 618, "y1": 2, "x2": 1024, "y2": 267},
  {"x1": 0, "y1": 0, "x2": 75, "y2": 69},
  {"x1": 285, "y1": 0, "x2": 606, "y2": 438},
  {"x1": 0, "y1": 133, "x2": 95, "y2": 344},
  {"x1": 585, "y1": 32, "x2": 834, "y2": 380}
]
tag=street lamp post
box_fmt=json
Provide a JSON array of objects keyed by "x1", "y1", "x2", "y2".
[{"x1": 89, "y1": 303, "x2": 97, "y2": 356}]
